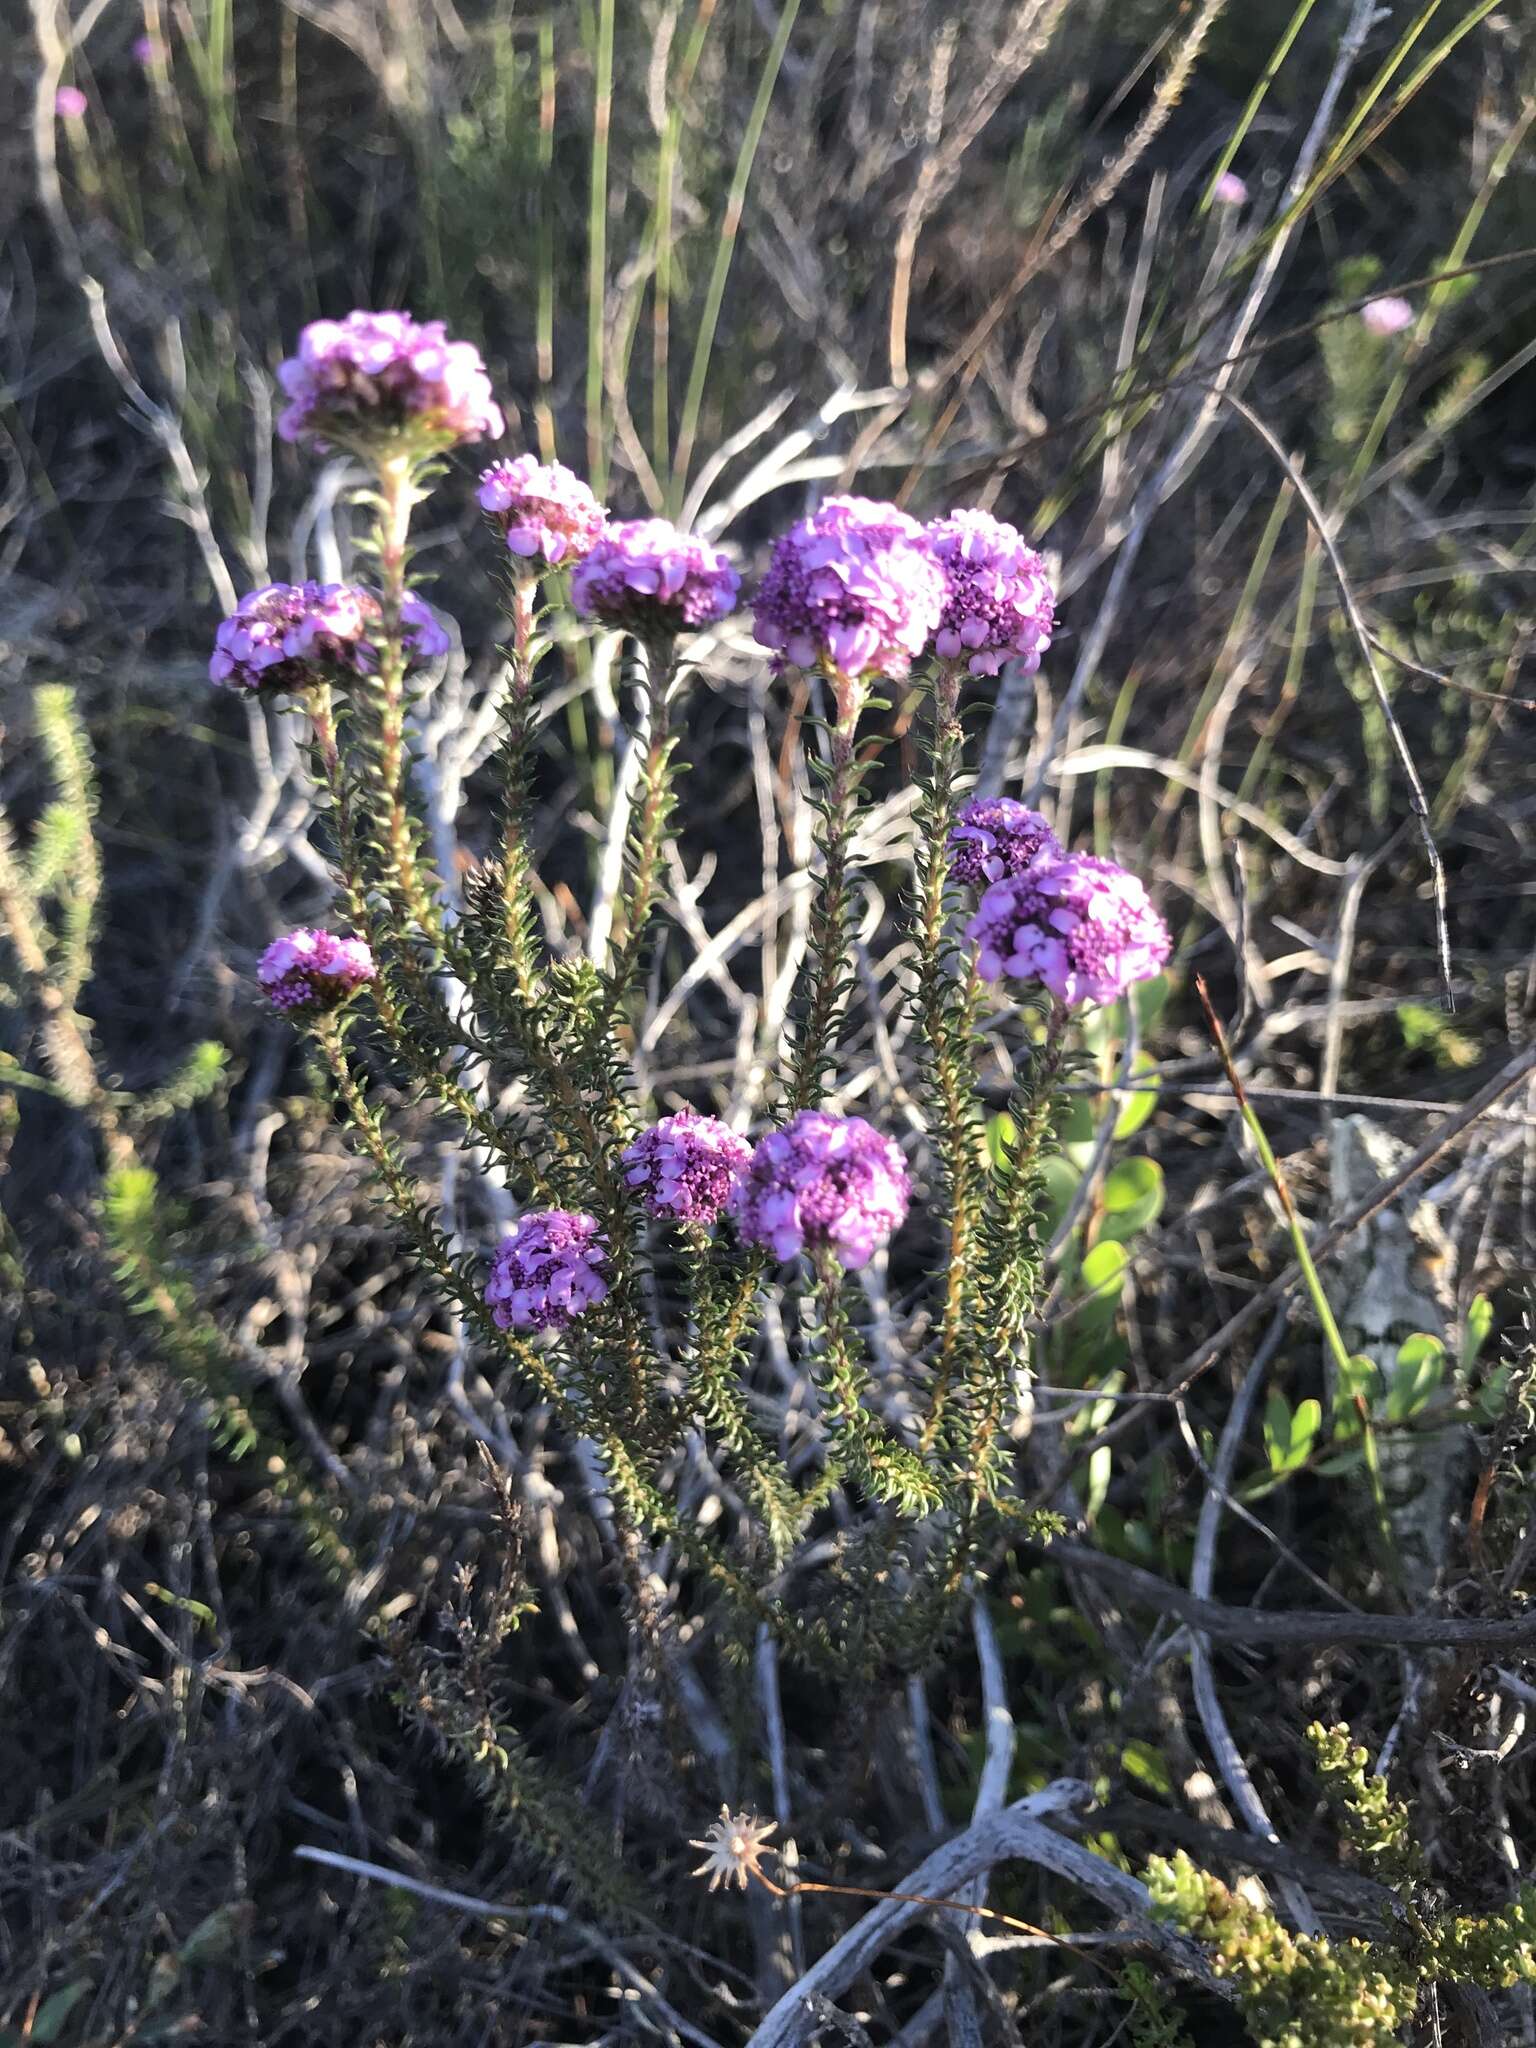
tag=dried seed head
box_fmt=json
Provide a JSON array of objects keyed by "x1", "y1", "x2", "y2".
[{"x1": 688, "y1": 1807, "x2": 777, "y2": 1892}]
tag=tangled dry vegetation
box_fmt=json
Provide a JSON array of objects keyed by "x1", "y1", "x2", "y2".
[{"x1": 4, "y1": 3, "x2": 1536, "y2": 2044}]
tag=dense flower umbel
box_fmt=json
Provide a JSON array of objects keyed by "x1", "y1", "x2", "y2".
[
  {"x1": 968, "y1": 853, "x2": 1171, "y2": 1006},
  {"x1": 276, "y1": 310, "x2": 504, "y2": 453},
  {"x1": 751, "y1": 496, "x2": 946, "y2": 694},
  {"x1": 257, "y1": 929, "x2": 376, "y2": 1015},
  {"x1": 947, "y1": 796, "x2": 1061, "y2": 889},
  {"x1": 209, "y1": 581, "x2": 448, "y2": 694},
  {"x1": 477, "y1": 456, "x2": 607, "y2": 571},
  {"x1": 570, "y1": 519, "x2": 739, "y2": 638},
  {"x1": 925, "y1": 509, "x2": 1056, "y2": 676},
  {"x1": 485, "y1": 1211, "x2": 609, "y2": 1333},
  {"x1": 622, "y1": 1111, "x2": 752, "y2": 1226},
  {"x1": 731, "y1": 1111, "x2": 911, "y2": 1270}
]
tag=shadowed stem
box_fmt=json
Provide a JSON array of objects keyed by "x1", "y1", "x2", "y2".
[
  {"x1": 601, "y1": 635, "x2": 678, "y2": 1019},
  {"x1": 499, "y1": 571, "x2": 541, "y2": 999},
  {"x1": 813, "y1": 1249, "x2": 942, "y2": 1516},
  {"x1": 789, "y1": 696, "x2": 866, "y2": 1109},
  {"x1": 961, "y1": 1000, "x2": 1068, "y2": 1499},
  {"x1": 914, "y1": 664, "x2": 986, "y2": 1455},
  {"x1": 371, "y1": 454, "x2": 440, "y2": 941}
]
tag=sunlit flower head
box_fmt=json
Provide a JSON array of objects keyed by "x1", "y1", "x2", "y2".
[
  {"x1": 570, "y1": 519, "x2": 739, "y2": 640},
  {"x1": 258, "y1": 929, "x2": 375, "y2": 1016},
  {"x1": 948, "y1": 796, "x2": 1060, "y2": 889},
  {"x1": 731, "y1": 1110, "x2": 910, "y2": 1270},
  {"x1": 55, "y1": 85, "x2": 88, "y2": 120},
  {"x1": 622, "y1": 1110, "x2": 752, "y2": 1226},
  {"x1": 925, "y1": 509, "x2": 1055, "y2": 677},
  {"x1": 209, "y1": 581, "x2": 446, "y2": 694},
  {"x1": 752, "y1": 496, "x2": 946, "y2": 709},
  {"x1": 276, "y1": 310, "x2": 504, "y2": 456},
  {"x1": 477, "y1": 456, "x2": 607, "y2": 573},
  {"x1": 968, "y1": 853, "x2": 1171, "y2": 1007},
  {"x1": 485, "y1": 1210, "x2": 609, "y2": 1334},
  {"x1": 1213, "y1": 171, "x2": 1248, "y2": 207}
]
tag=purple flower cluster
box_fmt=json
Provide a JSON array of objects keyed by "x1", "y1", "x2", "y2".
[
  {"x1": 477, "y1": 456, "x2": 607, "y2": 572},
  {"x1": 926, "y1": 510, "x2": 1055, "y2": 677},
  {"x1": 968, "y1": 853, "x2": 1171, "y2": 1006},
  {"x1": 257, "y1": 928, "x2": 376, "y2": 1015},
  {"x1": 570, "y1": 519, "x2": 739, "y2": 639},
  {"x1": 485, "y1": 1210, "x2": 610, "y2": 1333},
  {"x1": 730, "y1": 1110, "x2": 910, "y2": 1270},
  {"x1": 947, "y1": 797, "x2": 1060, "y2": 889},
  {"x1": 209, "y1": 581, "x2": 447, "y2": 694},
  {"x1": 752, "y1": 497, "x2": 946, "y2": 693},
  {"x1": 276, "y1": 311, "x2": 504, "y2": 453},
  {"x1": 622, "y1": 1110, "x2": 752, "y2": 1226}
]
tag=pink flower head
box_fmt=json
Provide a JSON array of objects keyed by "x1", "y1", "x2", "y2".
[
  {"x1": 968, "y1": 853, "x2": 1171, "y2": 1007},
  {"x1": 752, "y1": 496, "x2": 946, "y2": 701},
  {"x1": 1360, "y1": 295, "x2": 1413, "y2": 337},
  {"x1": 622, "y1": 1110, "x2": 752, "y2": 1226},
  {"x1": 132, "y1": 34, "x2": 156, "y2": 63},
  {"x1": 477, "y1": 456, "x2": 607, "y2": 572},
  {"x1": 731, "y1": 1111, "x2": 910, "y2": 1271},
  {"x1": 925, "y1": 509, "x2": 1055, "y2": 677},
  {"x1": 948, "y1": 797, "x2": 1061, "y2": 889},
  {"x1": 258, "y1": 928, "x2": 376, "y2": 1015},
  {"x1": 275, "y1": 310, "x2": 504, "y2": 455},
  {"x1": 55, "y1": 85, "x2": 88, "y2": 120},
  {"x1": 485, "y1": 1210, "x2": 609, "y2": 1333},
  {"x1": 209, "y1": 581, "x2": 446, "y2": 694},
  {"x1": 570, "y1": 519, "x2": 739, "y2": 640},
  {"x1": 1213, "y1": 171, "x2": 1248, "y2": 207}
]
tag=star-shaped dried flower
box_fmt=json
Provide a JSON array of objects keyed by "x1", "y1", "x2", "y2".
[{"x1": 689, "y1": 1807, "x2": 778, "y2": 1892}]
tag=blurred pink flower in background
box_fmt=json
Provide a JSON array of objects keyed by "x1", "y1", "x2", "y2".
[
  {"x1": 55, "y1": 86, "x2": 88, "y2": 120},
  {"x1": 1361, "y1": 295, "x2": 1414, "y2": 336},
  {"x1": 132, "y1": 35, "x2": 157, "y2": 64},
  {"x1": 1213, "y1": 171, "x2": 1248, "y2": 206}
]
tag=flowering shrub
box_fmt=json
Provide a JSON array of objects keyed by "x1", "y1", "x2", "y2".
[{"x1": 225, "y1": 306, "x2": 1182, "y2": 1639}]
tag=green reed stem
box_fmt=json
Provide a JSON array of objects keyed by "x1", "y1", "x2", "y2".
[{"x1": 670, "y1": 0, "x2": 802, "y2": 512}]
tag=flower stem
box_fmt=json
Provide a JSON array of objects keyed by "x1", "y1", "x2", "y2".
[
  {"x1": 499, "y1": 571, "x2": 541, "y2": 1000},
  {"x1": 913, "y1": 665, "x2": 986, "y2": 1455},
  {"x1": 602, "y1": 636, "x2": 677, "y2": 1017},
  {"x1": 789, "y1": 710, "x2": 863, "y2": 1109},
  {"x1": 371, "y1": 454, "x2": 439, "y2": 941}
]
